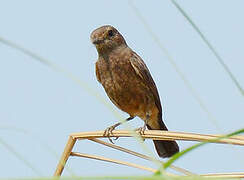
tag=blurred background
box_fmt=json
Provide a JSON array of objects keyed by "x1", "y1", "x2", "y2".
[{"x1": 0, "y1": 0, "x2": 244, "y2": 178}]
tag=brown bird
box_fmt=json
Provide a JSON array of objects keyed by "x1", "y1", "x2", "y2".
[{"x1": 91, "y1": 25, "x2": 179, "y2": 158}]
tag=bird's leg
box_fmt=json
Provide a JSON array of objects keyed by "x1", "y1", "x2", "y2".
[
  {"x1": 135, "y1": 123, "x2": 147, "y2": 135},
  {"x1": 134, "y1": 123, "x2": 147, "y2": 142},
  {"x1": 113, "y1": 116, "x2": 134, "y2": 141},
  {"x1": 104, "y1": 116, "x2": 134, "y2": 143},
  {"x1": 135, "y1": 114, "x2": 150, "y2": 141}
]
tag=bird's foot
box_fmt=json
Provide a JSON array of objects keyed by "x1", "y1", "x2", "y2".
[
  {"x1": 135, "y1": 123, "x2": 147, "y2": 141},
  {"x1": 104, "y1": 122, "x2": 121, "y2": 144}
]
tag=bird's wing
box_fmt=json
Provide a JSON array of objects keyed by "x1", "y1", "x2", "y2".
[
  {"x1": 95, "y1": 61, "x2": 101, "y2": 83},
  {"x1": 129, "y1": 52, "x2": 162, "y2": 114}
]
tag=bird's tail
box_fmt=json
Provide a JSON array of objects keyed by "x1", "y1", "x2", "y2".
[{"x1": 147, "y1": 115, "x2": 179, "y2": 158}]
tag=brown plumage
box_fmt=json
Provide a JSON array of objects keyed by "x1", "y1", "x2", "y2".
[{"x1": 90, "y1": 25, "x2": 179, "y2": 158}]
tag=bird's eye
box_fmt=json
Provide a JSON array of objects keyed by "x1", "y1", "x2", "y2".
[{"x1": 108, "y1": 30, "x2": 114, "y2": 37}]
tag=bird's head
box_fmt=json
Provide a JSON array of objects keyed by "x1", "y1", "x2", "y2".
[{"x1": 90, "y1": 25, "x2": 127, "y2": 55}]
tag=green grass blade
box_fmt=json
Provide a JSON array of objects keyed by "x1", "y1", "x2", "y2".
[
  {"x1": 128, "y1": 1, "x2": 220, "y2": 129},
  {"x1": 164, "y1": 128, "x2": 244, "y2": 169},
  {"x1": 171, "y1": 0, "x2": 244, "y2": 96},
  {"x1": 0, "y1": 36, "x2": 120, "y2": 120},
  {"x1": 0, "y1": 137, "x2": 43, "y2": 176},
  {"x1": 0, "y1": 175, "x2": 237, "y2": 180},
  {"x1": 0, "y1": 36, "x2": 161, "y2": 169},
  {"x1": 0, "y1": 126, "x2": 76, "y2": 176}
]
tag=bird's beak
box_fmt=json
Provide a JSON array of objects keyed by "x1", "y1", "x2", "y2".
[{"x1": 92, "y1": 38, "x2": 104, "y2": 45}]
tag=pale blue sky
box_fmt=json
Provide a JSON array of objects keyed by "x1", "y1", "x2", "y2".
[{"x1": 0, "y1": 0, "x2": 244, "y2": 178}]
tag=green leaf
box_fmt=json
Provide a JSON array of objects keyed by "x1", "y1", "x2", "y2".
[
  {"x1": 164, "y1": 128, "x2": 244, "y2": 169},
  {"x1": 171, "y1": 0, "x2": 244, "y2": 96}
]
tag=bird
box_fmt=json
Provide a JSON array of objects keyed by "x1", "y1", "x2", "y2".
[{"x1": 90, "y1": 25, "x2": 179, "y2": 158}]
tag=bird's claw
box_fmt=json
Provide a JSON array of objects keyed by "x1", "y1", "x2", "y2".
[
  {"x1": 104, "y1": 124, "x2": 120, "y2": 144},
  {"x1": 135, "y1": 124, "x2": 147, "y2": 141},
  {"x1": 135, "y1": 126, "x2": 146, "y2": 135}
]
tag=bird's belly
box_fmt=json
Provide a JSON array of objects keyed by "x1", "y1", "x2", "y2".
[{"x1": 101, "y1": 71, "x2": 154, "y2": 118}]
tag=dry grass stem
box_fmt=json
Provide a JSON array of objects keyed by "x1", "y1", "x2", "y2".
[
  {"x1": 54, "y1": 136, "x2": 76, "y2": 176},
  {"x1": 71, "y1": 130, "x2": 244, "y2": 145},
  {"x1": 54, "y1": 130, "x2": 244, "y2": 178},
  {"x1": 201, "y1": 172, "x2": 244, "y2": 178},
  {"x1": 70, "y1": 152, "x2": 157, "y2": 173},
  {"x1": 90, "y1": 138, "x2": 194, "y2": 176}
]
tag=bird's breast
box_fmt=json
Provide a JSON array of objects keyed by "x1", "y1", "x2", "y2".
[{"x1": 97, "y1": 52, "x2": 154, "y2": 117}]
